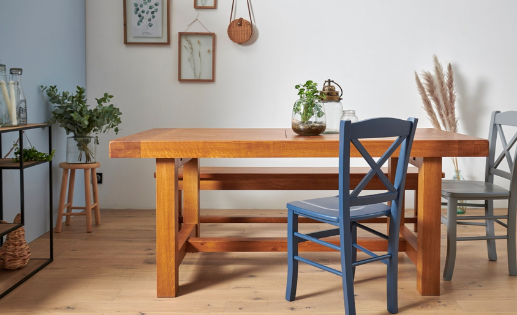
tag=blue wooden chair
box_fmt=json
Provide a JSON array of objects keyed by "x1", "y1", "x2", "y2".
[
  {"x1": 286, "y1": 117, "x2": 418, "y2": 315},
  {"x1": 441, "y1": 110, "x2": 517, "y2": 280}
]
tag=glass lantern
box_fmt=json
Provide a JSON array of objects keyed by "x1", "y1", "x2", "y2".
[{"x1": 321, "y1": 79, "x2": 343, "y2": 134}]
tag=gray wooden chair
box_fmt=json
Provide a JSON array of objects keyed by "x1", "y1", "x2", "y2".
[{"x1": 441, "y1": 110, "x2": 517, "y2": 281}]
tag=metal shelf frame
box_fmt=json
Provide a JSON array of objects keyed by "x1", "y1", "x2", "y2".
[{"x1": 0, "y1": 124, "x2": 53, "y2": 299}]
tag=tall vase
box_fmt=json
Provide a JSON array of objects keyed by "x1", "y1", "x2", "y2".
[
  {"x1": 67, "y1": 136, "x2": 96, "y2": 164},
  {"x1": 452, "y1": 170, "x2": 467, "y2": 214}
]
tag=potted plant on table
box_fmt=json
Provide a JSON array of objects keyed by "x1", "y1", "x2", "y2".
[
  {"x1": 291, "y1": 80, "x2": 326, "y2": 136},
  {"x1": 42, "y1": 86, "x2": 122, "y2": 164}
]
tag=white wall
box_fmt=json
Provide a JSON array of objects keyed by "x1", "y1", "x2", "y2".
[
  {"x1": 0, "y1": 0, "x2": 86, "y2": 242},
  {"x1": 86, "y1": 0, "x2": 517, "y2": 210}
]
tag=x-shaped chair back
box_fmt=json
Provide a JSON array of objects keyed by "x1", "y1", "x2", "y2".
[
  {"x1": 339, "y1": 117, "x2": 418, "y2": 224},
  {"x1": 486, "y1": 111, "x2": 517, "y2": 191}
]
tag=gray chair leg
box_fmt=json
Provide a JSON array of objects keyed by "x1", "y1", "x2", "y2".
[
  {"x1": 485, "y1": 199, "x2": 498, "y2": 261},
  {"x1": 443, "y1": 198, "x2": 458, "y2": 281},
  {"x1": 507, "y1": 199, "x2": 517, "y2": 276}
]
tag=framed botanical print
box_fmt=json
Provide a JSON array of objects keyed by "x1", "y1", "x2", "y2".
[
  {"x1": 178, "y1": 32, "x2": 216, "y2": 82},
  {"x1": 194, "y1": 0, "x2": 217, "y2": 9},
  {"x1": 124, "y1": 0, "x2": 170, "y2": 44}
]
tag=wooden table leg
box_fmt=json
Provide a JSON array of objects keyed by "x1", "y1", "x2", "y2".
[
  {"x1": 156, "y1": 158, "x2": 180, "y2": 297},
  {"x1": 417, "y1": 157, "x2": 442, "y2": 296},
  {"x1": 183, "y1": 159, "x2": 200, "y2": 237}
]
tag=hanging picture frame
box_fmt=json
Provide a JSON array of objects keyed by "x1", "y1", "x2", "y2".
[
  {"x1": 194, "y1": 0, "x2": 217, "y2": 9},
  {"x1": 178, "y1": 32, "x2": 216, "y2": 82},
  {"x1": 124, "y1": 0, "x2": 170, "y2": 45}
]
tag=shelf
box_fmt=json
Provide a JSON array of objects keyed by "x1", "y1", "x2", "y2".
[
  {"x1": 0, "y1": 123, "x2": 49, "y2": 134},
  {"x1": 0, "y1": 223, "x2": 23, "y2": 237},
  {"x1": 0, "y1": 159, "x2": 48, "y2": 170},
  {"x1": 0, "y1": 259, "x2": 52, "y2": 298}
]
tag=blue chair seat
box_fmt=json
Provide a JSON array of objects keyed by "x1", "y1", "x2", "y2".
[{"x1": 287, "y1": 196, "x2": 391, "y2": 223}]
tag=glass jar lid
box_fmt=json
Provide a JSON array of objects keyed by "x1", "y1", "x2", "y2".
[{"x1": 10, "y1": 68, "x2": 23, "y2": 75}]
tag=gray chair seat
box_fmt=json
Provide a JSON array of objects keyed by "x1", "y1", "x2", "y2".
[
  {"x1": 287, "y1": 196, "x2": 391, "y2": 223},
  {"x1": 441, "y1": 179, "x2": 510, "y2": 199}
]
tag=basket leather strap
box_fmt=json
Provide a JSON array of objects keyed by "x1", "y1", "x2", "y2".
[{"x1": 230, "y1": 0, "x2": 253, "y2": 27}]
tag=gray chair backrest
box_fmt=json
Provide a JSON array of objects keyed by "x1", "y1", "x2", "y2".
[{"x1": 485, "y1": 111, "x2": 517, "y2": 193}]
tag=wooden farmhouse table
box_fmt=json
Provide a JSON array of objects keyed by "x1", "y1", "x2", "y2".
[{"x1": 109, "y1": 128, "x2": 488, "y2": 297}]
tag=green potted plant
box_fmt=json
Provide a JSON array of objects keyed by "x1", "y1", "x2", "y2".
[
  {"x1": 291, "y1": 80, "x2": 326, "y2": 136},
  {"x1": 42, "y1": 86, "x2": 122, "y2": 164}
]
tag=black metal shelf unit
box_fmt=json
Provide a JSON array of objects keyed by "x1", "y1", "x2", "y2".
[{"x1": 0, "y1": 123, "x2": 53, "y2": 299}]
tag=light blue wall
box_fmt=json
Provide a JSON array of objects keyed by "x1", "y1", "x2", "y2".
[{"x1": 0, "y1": 0, "x2": 86, "y2": 242}]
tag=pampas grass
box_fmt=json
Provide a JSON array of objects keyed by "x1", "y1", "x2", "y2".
[{"x1": 415, "y1": 55, "x2": 459, "y2": 172}]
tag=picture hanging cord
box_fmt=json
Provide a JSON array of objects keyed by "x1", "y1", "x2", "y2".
[{"x1": 184, "y1": 14, "x2": 212, "y2": 33}]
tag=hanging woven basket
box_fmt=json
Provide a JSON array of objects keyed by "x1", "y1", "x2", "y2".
[
  {"x1": 227, "y1": 0, "x2": 253, "y2": 44},
  {"x1": 228, "y1": 18, "x2": 252, "y2": 44},
  {"x1": 0, "y1": 214, "x2": 31, "y2": 270}
]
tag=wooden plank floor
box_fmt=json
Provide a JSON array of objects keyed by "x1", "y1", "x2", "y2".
[{"x1": 0, "y1": 208, "x2": 516, "y2": 314}]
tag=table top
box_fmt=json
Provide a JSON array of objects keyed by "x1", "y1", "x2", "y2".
[{"x1": 109, "y1": 128, "x2": 489, "y2": 159}]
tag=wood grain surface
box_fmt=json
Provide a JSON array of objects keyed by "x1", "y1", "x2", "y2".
[{"x1": 110, "y1": 128, "x2": 489, "y2": 159}]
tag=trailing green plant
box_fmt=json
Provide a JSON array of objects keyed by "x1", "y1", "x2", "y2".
[
  {"x1": 293, "y1": 80, "x2": 325, "y2": 123},
  {"x1": 13, "y1": 144, "x2": 55, "y2": 163},
  {"x1": 3, "y1": 135, "x2": 55, "y2": 163},
  {"x1": 41, "y1": 85, "x2": 122, "y2": 163}
]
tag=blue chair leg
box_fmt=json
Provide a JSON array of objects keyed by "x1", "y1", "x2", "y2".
[
  {"x1": 340, "y1": 223, "x2": 356, "y2": 315},
  {"x1": 485, "y1": 199, "x2": 498, "y2": 261},
  {"x1": 386, "y1": 213, "x2": 399, "y2": 314},
  {"x1": 507, "y1": 199, "x2": 517, "y2": 276},
  {"x1": 351, "y1": 224, "x2": 357, "y2": 279},
  {"x1": 286, "y1": 210, "x2": 299, "y2": 301},
  {"x1": 443, "y1": 198, "x2": 458, "y2": 281}
]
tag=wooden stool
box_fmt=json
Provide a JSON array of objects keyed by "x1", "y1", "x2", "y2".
[{"x1": 55, "y1": 162, "x2": 100, "y2": 233}]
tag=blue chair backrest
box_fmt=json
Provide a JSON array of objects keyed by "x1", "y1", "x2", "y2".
[
  {"x1": 339, "y1": 117, "x2": 418, "y2": 224},
  {"x1": 486, "y1": 111, "x2": 517, "y2": 190}
]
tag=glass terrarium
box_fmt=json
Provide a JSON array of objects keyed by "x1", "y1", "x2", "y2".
[
  {"x1": 291, "y1": 98, "x2": 326, "y2": 136},
  {"x1": 67, "y1": 136, "x2": 96, "y2": 164}
]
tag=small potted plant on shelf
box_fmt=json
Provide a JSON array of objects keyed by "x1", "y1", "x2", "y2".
[
  {"x1": 291, "y1": 80, "x2": 326, "y2": 136},
  {"x1": 42, "y1": 86, "x2": 122, "y2": 164}
]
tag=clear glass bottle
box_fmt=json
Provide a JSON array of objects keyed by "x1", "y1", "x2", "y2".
[
  {"x1": 323, "y1": 100, "x2": 343, "y2": 133},
  {"x1": 10, "y1": 68, "x2": 27, "y2": 125},
  {"x1": 0, "y1": 64, "x2": 11, "y2": 126},
  {"x1": 341, "y1": 110, "x2": 358, "y2": 122}
]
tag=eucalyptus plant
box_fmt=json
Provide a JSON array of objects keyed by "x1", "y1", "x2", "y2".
[
  {"x1": 293, "y1": 80, "x2": 325, "y2": 123},
  {"x1": 41, "y1": 85, "x2": 122, "y2": 163}
]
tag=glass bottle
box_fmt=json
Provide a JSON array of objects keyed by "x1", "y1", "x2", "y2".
[
  {"x1": 321, "y1": 79, "x2": 344, "y2": 134},
  {"x1": 0, "y1": 64, "x2": 11, "y2": 126},
  {"x1": 341, "y1": 110, "x2": 358, "y2": 122},
  {"x1": 10, "y1": 68, "x2": 27, "y2": 125}
]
